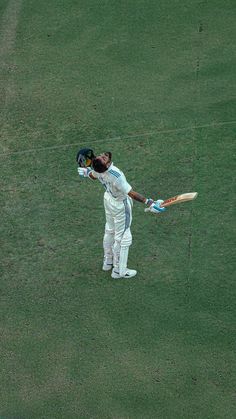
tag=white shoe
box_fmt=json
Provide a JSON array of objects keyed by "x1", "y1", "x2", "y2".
[
  {"x1": 111, "y1": 268, "x2": 137, "y2": 279},
  {"x1": 102, "y1": 259, "x2": 113, "y2": 271}
]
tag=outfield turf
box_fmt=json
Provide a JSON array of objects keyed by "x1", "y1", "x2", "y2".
[{"x1": 1, "y1": 1, "x2": 236, "y2": 418}]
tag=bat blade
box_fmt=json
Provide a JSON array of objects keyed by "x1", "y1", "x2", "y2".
[
  {"x1": 160, "y1": 192, "x2": 198, "y2": 208},
  {"x1": 144, "y1": 192, "x2": 198, "y2": 213}
]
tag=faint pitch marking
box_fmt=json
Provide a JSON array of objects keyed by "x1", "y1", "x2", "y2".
[{"x1": 0, "y1": 120, "x2": 236, "y2": 157}]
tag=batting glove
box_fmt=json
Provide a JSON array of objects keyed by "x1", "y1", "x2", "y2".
[
  {"x1": 145, "y1": 198, "x2": 154, "y2": 207},
  {"x1": 149, "y1": 199, "x2": 166, "y2": 214},
  {"x1": 77, "y1": 167, "x2": 92, "y2": 178}
]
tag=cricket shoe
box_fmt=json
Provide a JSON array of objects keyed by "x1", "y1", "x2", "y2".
[
  {"x1": 102, "y1": 259, "x2": 113, "y2": 271},
  {"x1": 111, "y1": 268, "x2": 137, "y2": 279}
]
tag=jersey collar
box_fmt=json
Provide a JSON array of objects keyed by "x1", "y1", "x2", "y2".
[{"x1": 107, "y1": 162, "x2": 114, "y2": 171}]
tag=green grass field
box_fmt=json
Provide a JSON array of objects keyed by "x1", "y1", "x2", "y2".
[{"x1": 1, "y1": 1, "x2": 236, "y2": 418}]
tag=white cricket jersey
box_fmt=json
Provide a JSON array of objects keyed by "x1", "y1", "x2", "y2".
[{"x1": 92, "y1": 163, "x2": 132, "y2": 201}]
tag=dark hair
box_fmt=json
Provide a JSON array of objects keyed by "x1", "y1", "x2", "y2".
[{"x1": 92, "y1": 158, "x2": 108, "y2": 173}]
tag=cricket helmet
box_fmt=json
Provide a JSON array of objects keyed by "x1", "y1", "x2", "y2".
[{"x1": 76, "y1": 148, "x2": 96, "y2": 167}]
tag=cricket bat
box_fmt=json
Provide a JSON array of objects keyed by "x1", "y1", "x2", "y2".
[{"x1": 145, "y1": 192, "x2": 198, "y2": 212}]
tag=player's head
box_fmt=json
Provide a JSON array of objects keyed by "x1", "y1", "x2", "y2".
[
  {"x1": 92, "y1": 151, "x2": 112, "y2": 173},
  {"x1": 76, "y1": 148, "x2": 96, "y2": 168}
]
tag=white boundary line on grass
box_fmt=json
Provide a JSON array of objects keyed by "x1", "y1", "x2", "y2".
[{"x1": 0, "y1": 119, "x2": 236, "y2": 157}]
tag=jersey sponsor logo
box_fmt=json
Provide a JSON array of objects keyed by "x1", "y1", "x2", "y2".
[{"x1": 100, "y1": 179, "x2": 118, "y2": 198}]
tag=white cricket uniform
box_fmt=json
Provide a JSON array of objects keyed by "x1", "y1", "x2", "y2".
[{"x1": 92, "y1": 163, "x2": 133, "y2": 272}]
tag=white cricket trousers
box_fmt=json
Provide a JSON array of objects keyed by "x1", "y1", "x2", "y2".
[{"x1": 103, "y1": 191, "x2": 133, "y2": 272}]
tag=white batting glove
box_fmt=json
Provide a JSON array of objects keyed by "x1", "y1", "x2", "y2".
[
  {"x1": 149, "y1": 199, "x2": 166, "y2": 214},
  {"x1": 77, "y1": 167, "x2": 92, "y2": 178}
]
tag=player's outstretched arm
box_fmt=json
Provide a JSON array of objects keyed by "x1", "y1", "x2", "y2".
[
  {"x1": 128, "y1": 190, "x2": 166, "y2": 214},
  {"x1": 128, "y1": 190, "x2": 153, "y2": 206}
]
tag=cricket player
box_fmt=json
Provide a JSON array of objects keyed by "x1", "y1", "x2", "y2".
[{"x1": 77, "y1": 148, "x2": 165, "y2": 279}]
